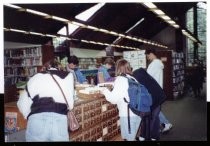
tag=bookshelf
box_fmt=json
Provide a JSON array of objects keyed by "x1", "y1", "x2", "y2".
[
  {"x1": 4, "y1": 45, "x2": 54, "y2": 103},
  {"x1": 4, "y1": 47, "x2": 42, "y2": 87},
  {"x1": 156, "y1": 50, "x2": 185, "y2": 100},
  {"x1": 172, "y1": 52, "x2": 185, "y2": 98}
]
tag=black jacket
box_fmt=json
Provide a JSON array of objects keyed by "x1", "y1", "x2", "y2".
[{"x1": 133, "y1": 68, "x2": 167, "y2": 110}]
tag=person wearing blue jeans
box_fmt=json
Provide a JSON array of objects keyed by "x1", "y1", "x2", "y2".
[
  {"x1": 145, "y1": 48, "x2": 173, "y2": 135},
  {"x1": 17, "y1": 59, "x2": 74, "y2": 141},
  {"x1": 159, "y1": 111, "x2": 172, "y2": 132}
]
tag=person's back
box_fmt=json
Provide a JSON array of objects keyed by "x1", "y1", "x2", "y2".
[
  {"x1": 17, "y1": 59, "x2": 74, "y2": 141},
  {"x1": 133, "y1": 68, "x2": 166, "y2": 111},
  {"x1": 144, "y1": 48, "x2": 172, "y2": 140},
  {"x1": 100, "y1": 59, "x2": 141, "y2": 141},
  {"x1": 147, "y1": 59, "x2": 164, "y2": 88}
]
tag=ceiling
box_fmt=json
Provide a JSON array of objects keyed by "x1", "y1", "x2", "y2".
[{"x1": 4, "y1": 2, "x2": 197, "y2": 52}]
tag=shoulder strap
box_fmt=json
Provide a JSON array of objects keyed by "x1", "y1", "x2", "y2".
[
  {"x1": 25, "y1": 85, "x2": 31, "y2": 98},
  {"x1": 49, "y1": 73, "x2": 70, "y2": 109},
  {"x1": 120, "y1": 73, "x2": 132, "y2": 134},
  {"x1": 120, "y1": 73, "x2": 138, "y2": 83}
]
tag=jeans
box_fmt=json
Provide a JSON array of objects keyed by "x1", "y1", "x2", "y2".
[
  {"x1": 26, "y1": 112, "x2": 69, "y2": 142},
  {"x1": 150, "y1": 105, "x2": 161, "y2": 140},
  {"x1": 120, "y1": 116, "x2": 141, "y2": 141},
  {"x1": 159, "y1": 111, "x2": 169, "y2": 124}
]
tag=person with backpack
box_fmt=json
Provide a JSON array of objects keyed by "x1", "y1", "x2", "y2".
[
  {"x1": 100, "y1": 59, "x2": 142, "y2": 141},
  {"x1": 145, "y1": 48, "x2": 173, "y2": 134}
]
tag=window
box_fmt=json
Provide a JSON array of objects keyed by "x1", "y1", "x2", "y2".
[
  {"x1": 186, "y1": 2, "x2": 206, "y2": 66},
  {"x1": 75, "y1": 3, "x2": 105, "y2": 21}
]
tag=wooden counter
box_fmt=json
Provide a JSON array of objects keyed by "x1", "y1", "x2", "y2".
[{"x1": 4, "y1": 94, "x2": 120, "y2": 141}]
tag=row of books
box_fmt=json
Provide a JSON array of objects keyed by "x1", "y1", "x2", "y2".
[{"x1": 5, "y1": 47, "x2": 42, "y2": 58}]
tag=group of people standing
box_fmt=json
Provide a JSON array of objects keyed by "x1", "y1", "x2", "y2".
[
  {"x1": 100, "y1": 48, "x2": 172, "y2": 141},
  {"x1": 17, "y1": 49, "x2": 172, "y2": 142}
]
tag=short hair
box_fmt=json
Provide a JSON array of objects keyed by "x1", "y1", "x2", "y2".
[
  {"x1": 104, "y1": 57, "x2": 115, "y2": 66},
  {"x1": 67, "y1": 55, "x2": 79, "y2": 65},
  {"x1": 145, "y1": 48, "x2": 157, "y2": 56},
  {"x1": 115, "y1": 59, "x2": 132, "y2": 76},
  {"x1": 43, "y1": 59, "x2": 61, "y2": 71}
]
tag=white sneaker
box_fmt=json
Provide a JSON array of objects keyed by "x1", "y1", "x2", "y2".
[
  {"x1": 162, "y1": 123, "x2": 173, "y2": 133},
  {"x1": 139, "y1": 137, "x2": 145, "y2": 141},
  {"x1": 139, "y1": 137, "x2": 157, "y2": 141}
]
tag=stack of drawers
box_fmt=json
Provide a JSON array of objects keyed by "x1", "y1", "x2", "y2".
[{"x1": 70, "y1": 97, "x2": 120, "y2": 141}]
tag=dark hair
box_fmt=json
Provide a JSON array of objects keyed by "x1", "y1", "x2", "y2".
[
  {"x1": 145, "y1": 48, "x2": 157, "y2": 56},
  {"x1": 42, "y1": 59, "x2": 61, "y2": 71},
  {"x1": 67, "y1": 55, "x2": 79, "y2": 65},
  {"x1": 115, "y1": 59, "x2": 132, "y2": 76},
  {"x1": 104, "y1": 57, "x2": 115, "y2": 66}
]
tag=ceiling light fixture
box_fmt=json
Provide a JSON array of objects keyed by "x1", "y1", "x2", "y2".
[
  {"x1": 4, "y1": 4, "x2": 21, "y2": 9},
  {"x1": 160, "y1": 15, "x2": 171, "y2": 20},
  {"x1": 51, "y1": 16, "x2": 69, "y2": 23},
  {"x1": 26, "y1": 9, "x2": 48, "y2": 17},
  {"x1": 152, "y1": 9, "x2": 165, "y2": 15},
  {"x1": 10, "y1": 28, "x2": 26, "y2": 33},
  {"x1": 18, "y1": 8, "x2": 26, "y2": 12},
  {"x1": 141, "y1": 2, "x2": 200, "y2": 45},
  {"x1": 5, "y1": 4, "x2": 168, "y2": 49},
  {"x1": 30, "y1": 32, "x2": 45, "y2": 36},
  {"x1": 44, "y1": 15, "x2": 52, "y2": 19},
  {"x1": 142, "y1": 2, "x2": 157, "y2": 9},
  {"x1": 5, "y1": 27, "x2": 139, "y2": 50}
]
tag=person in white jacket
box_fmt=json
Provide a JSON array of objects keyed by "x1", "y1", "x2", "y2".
[
  {"x1": 101, "y1": 59, "x2": 141, "y2": 141},
  {"x1": 145, "y1": 48, "x2": 173, "y2": 133},
  {"x1": 17, "y1": 59, "x2": 74, "y2": 141}
]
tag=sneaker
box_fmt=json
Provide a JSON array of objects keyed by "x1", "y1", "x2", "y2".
[
  {"x1": 162, "y1": 123, "x2": 173, "y2": 133},
  {"x1": 139, "y1": 137, "x2": 157, "y2": 141},
  {"x1": 139, "y1": 137, "x2": 145, "y2": 141}
]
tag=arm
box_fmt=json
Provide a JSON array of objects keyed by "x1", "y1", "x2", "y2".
[
  {"x1": 101, "y1": 76, "x2": 128, "y2": 104},
  {"x1": 147, "y1": 62, "x2": 163, "y2": 88},
  {"x1": 75, "y1": 69, "x2": 87, "y2": 84},
  {"x1": 98, "y1": 66, "x2": 111, "y2": 83},
  {"x1": 17, "y1": 87, "x2": 33, "y2": 119}
]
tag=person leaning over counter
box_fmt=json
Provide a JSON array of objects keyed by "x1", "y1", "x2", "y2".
[
  {"x1": 100, "y1": 58, "x2": 141, "y2": 141},
  {"x1": 66, "y1": 55, "x2": 88, "y2": 84},
  {"x1": 97, "y1": 57, "x2": 115, "y2": 83},
  {"x1": 17, "y1": 59, "x2": 74, "y2": 142}
]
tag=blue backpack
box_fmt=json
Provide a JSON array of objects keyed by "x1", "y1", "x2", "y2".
[
  {"x1": 122, "y1": 74, "x2": 153, "y2": 115},
  {"x1": 121, "y1": 74, "x2": 153, "y2": 134}
]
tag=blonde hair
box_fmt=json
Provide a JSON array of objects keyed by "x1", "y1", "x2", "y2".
[{"x1": 115, "y1": 59, "x2": 132, "y2": 76}]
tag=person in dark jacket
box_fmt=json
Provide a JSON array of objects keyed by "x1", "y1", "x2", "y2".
[
  {"x1": 145, "y1": 48, "x2": 173, "y2": 133},
  {"x1": 133, "y1": 68, "x2": 165, "y2": 140}
]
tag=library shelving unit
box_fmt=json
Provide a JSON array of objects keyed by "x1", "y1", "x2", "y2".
[
  {"x1": 4, "y1": 45, "x2": 54, "y2": 103},
  {"x1": 156, "y1": 50, "x2": 185, "y2": 100}
]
